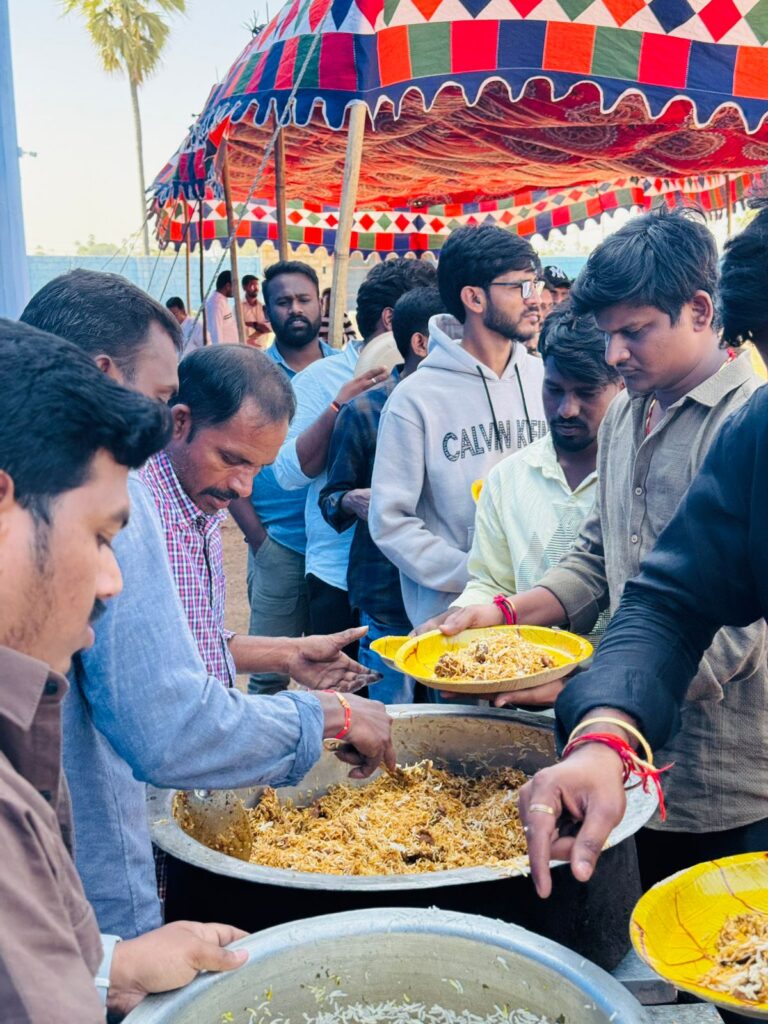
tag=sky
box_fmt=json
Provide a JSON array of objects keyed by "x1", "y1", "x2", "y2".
[{"x1": 9, "y1": 0, "x2": 271, "y2": 253}]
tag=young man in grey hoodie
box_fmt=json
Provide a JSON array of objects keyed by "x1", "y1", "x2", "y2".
[{"x1": 369, "y1": 225, "x2": 548, "y2": 627}]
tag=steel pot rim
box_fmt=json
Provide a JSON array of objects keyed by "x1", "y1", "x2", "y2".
[{"x1": 148, "y1": 705, "x2": 657, "y2": 891}]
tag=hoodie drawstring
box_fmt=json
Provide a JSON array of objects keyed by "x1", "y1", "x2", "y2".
[{"x1": 476, "y1": 363, "x2": 534, "y2": 451}]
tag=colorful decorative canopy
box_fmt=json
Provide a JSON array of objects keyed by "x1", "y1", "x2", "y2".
[
  {"x1": 155, "y1": 171, "x2": 768, "y2": 254},
  {"x1": 152, "y1": 0, "x2": 768, "y2": 209}
]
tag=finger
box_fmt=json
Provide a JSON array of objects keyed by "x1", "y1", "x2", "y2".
[
  {"x1": 188, "y1": 940, "x2": 248, "y2": 974},
  {"x1": 331, "y1": 626, "x2": 368, "y2": 648},
  {"x1": 333, "y1": 745, "x2": 366, "y2": 767},
  {"x1": 568, "y1": 801, "x2": 622, "y2": 884},
  {"x1": 440, "y1": 613, "x2": 468, "y2": 636},
  {"x1": 200, "y1": 923, "x2": 249, "y2": 946},
  {"x1": 348, "y1": 757, "x2": 380, "y2": 779},
  {"x1": 520, "y1": 786, "x2": 563, "y2": 899},
  {"x1": 381, "y1": 738, "x2": 397, "y2": 773}
]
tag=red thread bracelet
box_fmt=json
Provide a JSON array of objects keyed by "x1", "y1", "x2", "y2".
[
  {"x1": 493, "y1": 594, "x2": 518, "y2": 625},
  {"x1": 321, "y1": 690, "x2": 352, "y2": 740},
  {"x1": 330, "y1": 400, "x2": 342, "y2": 414},
  {"x1": 561, "y1": 731, "x2": 672, "y2": 821}
]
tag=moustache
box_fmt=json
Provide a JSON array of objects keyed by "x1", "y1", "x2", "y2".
[
  {"x1": 201, "y1": 487, "x2": 239, "y2": 502},
  {"x1": 90, "y1": 599, "x2": 108, "y2": 626},
  {"x1": 551, "y1": 419, "x2": 587, "y2": 430}
]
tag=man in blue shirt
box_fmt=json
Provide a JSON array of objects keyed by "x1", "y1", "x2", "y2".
[
  {"x1": 273, "y1": 259, "x2": 437, "y2": 643},
  {"x1": 230, "y1": 261, "x2": 358, "y2": 694},
  {"x1": 20, "y1": 270, "x2": 396, "y2": 938}
]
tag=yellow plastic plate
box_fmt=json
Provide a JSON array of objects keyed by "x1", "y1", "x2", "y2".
[
  {"x1": 631, "y1": 852, "x2": 768, "y2": 1018},
  {"x1": 369, "y1": 635, "x2": 410, "y2": 671},
  {"x1": 393, "y1": 625, "x2": 593, "y2": 694}
]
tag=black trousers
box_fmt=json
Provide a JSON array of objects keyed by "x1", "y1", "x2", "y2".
[
  {"x1": 636, "y1": 819, "x2": 768, "y2": 1024},
  {"x1": 305, "y1": 573, "x2": 359, "y2": 659}
]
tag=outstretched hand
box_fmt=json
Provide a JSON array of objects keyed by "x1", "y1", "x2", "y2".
[
  {"x1": 518, "y1": 744, "x2": 627, "y2": 898},
  {"x1": 287, "y1": 627, "x2": 382, "y2": 692}
]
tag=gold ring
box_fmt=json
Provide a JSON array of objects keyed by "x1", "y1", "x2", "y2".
[{"x1": 529, "y1": 803, "x2": 557, "y2": 816}]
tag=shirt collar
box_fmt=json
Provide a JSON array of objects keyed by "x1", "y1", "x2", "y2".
[
  {"x1": 148, "y1": 450, "x2": 226, "y2": 529},
  {"x1": 630, "y1": 349, "x2": 755, "y2": 415},
  {"x1": 0, "y1": 647, "x2": 67, "y2": 732},
  {"x1": 267, "y1": 339, "x2": 341, "y2": 377},
  {"x1": 519, "y1": 433, "x2": 597, "y2": 494}
]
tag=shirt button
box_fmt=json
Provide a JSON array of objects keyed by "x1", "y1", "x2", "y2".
[
  {"x1": 634, "y1": 486, "x2": 643, "y2": 496},
  {"x1": 631, "y1": 534, "x2": 639, "y2": 544},
  {"x1": 44, "y1": 680, "x2": 58, "y2": 696}
]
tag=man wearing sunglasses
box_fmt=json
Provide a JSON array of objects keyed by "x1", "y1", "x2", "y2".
[{"x1": 370, "y1": 225, "x2": 547, "y2": 629}]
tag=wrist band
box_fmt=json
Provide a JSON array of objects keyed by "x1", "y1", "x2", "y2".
[
  {"x1": 321, "y1": 690, "x2": 352, "y2": 739},
  {"x1": 561, "y1": 731, "x2": 672, "y2": 821},
  {"x1": 493, "y1": 594, "x2": 518, "y2": 625},
  {"x1": 569, "y1": 716, "x2": 653, "y2": 764},
  {"x1": 330, "y1": 400, "x2": 342, "y2": 414}
]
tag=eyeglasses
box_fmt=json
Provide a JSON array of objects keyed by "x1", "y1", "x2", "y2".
[{"x1": 487, "y1": 279, "x2": 546, "y2": 300}]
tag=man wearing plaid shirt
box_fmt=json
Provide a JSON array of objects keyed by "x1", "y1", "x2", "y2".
[{"x1": 140, "y1": 344, "x2": 380, "y2": 691}]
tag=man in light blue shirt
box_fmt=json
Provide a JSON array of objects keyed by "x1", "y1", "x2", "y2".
[
  {"x1": 20, "y1": 270, "x2": 396, "y2": 937},
  {"x1": 273, "y1": 258, "x2": 436, "y2": 639},
  {"x1": 230, "y1": 262, "x2": 339, "y2": 693}
]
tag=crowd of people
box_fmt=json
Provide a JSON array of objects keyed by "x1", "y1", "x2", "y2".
[{"x1": 3, "y1": 204, "x2": 768, "y2": 1019}]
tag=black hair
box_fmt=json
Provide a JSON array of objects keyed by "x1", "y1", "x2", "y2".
[
  {"x1": 262, "y1": 260, "x2": 320, "y2": 305},
  {"x1": 356, "y1": 257, "x2": 437, "y2": 340},
  {"x1": 0, "y1": 319, "x2": 172, "y2": 526},
  {"x1": 392, "y1": 286, "x2": 445, "y2": 360},
  {"x1": 570, "y1": 208, "x2": 719, "y2": 327},
  {"x1": 539, "y1": 304, "x2": 622, "y2": 388},
  {"x1": 166, "y1": 296, "x2": 185, "y2": 313},
  {"x1": 20, "y1": 269, "x2": 182, "y2": 376},
  {"x1": 437, "y1": 225, "x2": 541, "y2": 323},
  {"x1": 242, "y1": 274, "x2": 258, "y2": 287},
  {"x1": 719, "y1": 193, "x2": 768, "y2": 347},
  {"x1": 216, "y1": 270, "x2": 232, "y2": 291},
  {"x1": 173, "y1": 346, "x2": 296, "y2": 437}
]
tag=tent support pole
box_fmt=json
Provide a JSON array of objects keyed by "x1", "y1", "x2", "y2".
[
  {"x1": 184, "y1": 202, "x2": 192, "y2": 313},
  {"x1": 275, "y1": 124, "x2": 289, "y2": 260},
  {"x1": 329, "y1": 101, "x2": 366, "y2": 349},
  {"x1": 223, "y1": 145, "x2": 246, "y2": 344},
  {"x1": 199, "y1": 199, "x2": 208, "y2": 343},
  {"x1": 725, "y1": 173, "x2": 733, "y2": 239}
]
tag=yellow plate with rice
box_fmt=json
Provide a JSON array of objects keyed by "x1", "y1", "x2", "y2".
[
  {"x1": 631, "y1": 852, "x2": 768, "y2": 1018},
  {"x1": 393, "y1": 625, "x2": 592, "y2": 694}
]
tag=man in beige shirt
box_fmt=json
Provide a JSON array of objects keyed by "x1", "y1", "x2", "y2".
[
  {"x1": 438, "y1": 211, "x2": 768, "y2": 890},
  {"x1": 0, "y1": 319, "x2": 247, "y2": 1022}
]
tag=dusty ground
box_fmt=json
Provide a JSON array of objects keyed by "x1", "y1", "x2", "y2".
[{"x1": 221, "y1": 515, "x2": 251, "y2": 637}]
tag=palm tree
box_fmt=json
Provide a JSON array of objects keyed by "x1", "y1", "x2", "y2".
[{"x1": 62, "y1": 0, "x2": 186, "y2": 255}]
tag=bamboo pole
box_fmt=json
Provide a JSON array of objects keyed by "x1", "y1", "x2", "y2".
[
  {"x1": 223, "y1": 145, "x2": 246, "y2": 344},
  {"x1": 329, "y1": 102, "x2": 366, "y2": 349},
  {"x1": 199, "y1": 199, "x2": 208, "y2": 343},
  {"x1": 275, "y1": 123, "x2": 289, "y2": 261},
  {"x1": 725, "y1": 173, "x2": 733, "y2": 239},
  {"x1": 184, "y1": 201, "x2": 192, "y2": 313}
]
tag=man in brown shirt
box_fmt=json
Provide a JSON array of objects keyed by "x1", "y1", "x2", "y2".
[{"x1": 0, "y1": 319, "x2": 247, "y2": 1022}]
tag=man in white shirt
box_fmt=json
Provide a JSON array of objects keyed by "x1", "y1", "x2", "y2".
[
  {"x1": 205, "y1": 271, "x2": 239, "y2": 345},
  {"x1": 241, "y1": 274, "x2": 271, "y2": 348},
  {"x1": 166, "y1": 296, "x2": 206, "y2": 356}
]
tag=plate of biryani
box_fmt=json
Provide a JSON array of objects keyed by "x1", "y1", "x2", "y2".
[
  {"x1": 630, "y1": 852, "x2": 768, "y2": 1018},
  {"x1": 393, "y1": 626, "x2": 593, "y2": 694}
]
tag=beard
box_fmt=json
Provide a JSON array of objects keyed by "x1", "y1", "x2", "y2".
[
  {"x1": 275, "y1": 313, "x2": 322, "y2": 350},
  {"x1": 549, "y1": 421, "x2": 594, "y2": 453},
  {"x1": 483, "y1": 301, "x2": 537, "y2": 343}
]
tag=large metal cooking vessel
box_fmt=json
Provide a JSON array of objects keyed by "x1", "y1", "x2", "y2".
[
  {"x1": 125, "y1": 908, "x2": 649, "y2": 1023},
  {"x1": 150, "y1": 707, "x2": 654, "y2": 968}
]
